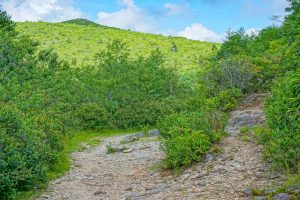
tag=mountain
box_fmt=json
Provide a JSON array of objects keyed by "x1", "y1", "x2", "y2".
[{"x1": 17, "y1": 19, "x2": 219, "y2": 68}]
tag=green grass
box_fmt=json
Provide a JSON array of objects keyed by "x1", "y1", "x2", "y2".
[{"x1": 16, "y1": 129, "x2": 137, "y2": 200}]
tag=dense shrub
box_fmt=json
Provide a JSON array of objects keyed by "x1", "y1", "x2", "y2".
[
  {"x1": 0, "y1": 106, "x2": 49, "y2": 199},
  {"x1": 158, "y1": 98, "x2": 228, "y2": 170},
  {"x1": 0, "y1": 44, "x2": 181, "y2": 197},
  {"x1": 162, "y1": 130, "x2": 211, "y2": 170},
  {"x1": 216, "y1": 88, "x2": 242, "y2": 111},
  {"x1": 264, "y1": 69, "x2": 300, "y2": 171},
  {"x1": 76, "y1": 102, "x2": 109, "y2": 130},
  {"x1": 0, "y1": 10, "x2": 184, "y2": 198}
]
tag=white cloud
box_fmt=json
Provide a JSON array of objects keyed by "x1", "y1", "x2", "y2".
[
  {"x1": 1, "y1": 0, "x2": 83, "y2": 22},
  {"x1": 177, "y1": 23, "x2": 224, "y2": 42},
  {"x1": 97, "y1": 0, "x2": 155, "y2": 33},
  {"x1": 245, "y1": 28, "x2": 260, "y2": 36},
  {"x1": 164, "y1": 2, "x2": 188, "y2": 16}
]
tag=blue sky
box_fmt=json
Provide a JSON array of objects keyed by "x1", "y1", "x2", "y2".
[{"x1": 1, "y1": 0, "x2": 289, "y2": 42}]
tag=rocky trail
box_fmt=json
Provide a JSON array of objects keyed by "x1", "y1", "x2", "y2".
[{"x1": 39, "y1": 94, "x2": 285, "y2": 200}]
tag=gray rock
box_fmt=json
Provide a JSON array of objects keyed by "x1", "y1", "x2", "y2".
[
  {"x1": 147, "y1": 129, "x2": 160, "y2": 137},
  {"x1": 242, "y1": 188, "x2": 253, "y2": 196},
  {"x1": 196, "y1": 180, "x2": 207, "y2": 186},
  {"x1": 273, "y1": 193, "x2": 290, "y2": 200},
  {"x1": 255, "y1": 196, "x2": 267, "y2": 200},
  {"x1": 123, "y1": 148, "x2": 134, "y2": 153},
  {"x1": 42, "y1": 195, "x2": 51, "y2": 199},
  {"x1": 225, "y1": 106, "x2": 266, "y2": 136},
  {"x1": 145, "y1": 185, "x2": 156, "y2": 191},
  {"x1": 181, "y1": 173, "x2": 190, "y2": 180},
  {"x1": 108, "y1": 146, "x2": 127, "y2": 153},
  {"x1": 269, "y1": 172, "x2": 279, "y2": 179},
  {"x1": 190, "y1": 173, "x2": 201, "y2": 180},
  {"x1": 121, "y1": 132, "x2": 145, "y2": 143},
  {"x1": 205, "y1": 154, "x2": 213, "y2": 162}
]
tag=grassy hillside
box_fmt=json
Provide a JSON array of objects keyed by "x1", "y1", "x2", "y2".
[
  {"x1": 62, "y1": 18, "x2": 104, "y2": 27},
  {"x1": 17, "y1": 19, "x2": 219, "y2": 68}
]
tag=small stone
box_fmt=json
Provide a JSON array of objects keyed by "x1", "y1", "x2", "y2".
[
  {"x1": 147, "y1": 129, "x2": 160, "y2": 137},
  {"x1": 242, "y1": 188, "x2": 253, "y2": 196},
  {"x1": 125, "y1": 192, "x2": 140, "y2": 200},
  {"x1": 145, "y1": 185, "x2": 156, "y2": 191},
  {"x1": 273, "y1": 193, "x2": 290, "y2": 200},
  {"x1": 85, "y1": 182, "x2": 97, "y2": 186},
  {"x1": 181, "y1": 173, "x2": 190, "y2": 180},
  {"x1": 123, "y1": 148, "x2": 134, "y2": 153},
  {"x1": 121, "y1": 132, "x2": 145, "y2": 143},
  {"x1": 196, "y1": 180, "x2": 207, "y2": 186},
  {"x1": 269, "y1": 172, "x2": 279, "y2": 179},
  {"x1": 223, "y1": 155, "x2": 234, "y2": 161},
  {"x1": 94, "y1": 190, "x2": 106, "y2": 196},
  {"x1": 255, "y1": 172, "x2": 264, "y2": 179},
  {"x1": 190, "y1": 173, "x2": 201, "y2": 180},
  {"x1": 254, "y1": 196, "x2": 267, "y2": 200},
  {"x1": 205, "y1": 154, "x2": 213, "y2": 162},
  {"x1": 125, "y1": 186, "x2": 133, "y2": 191},
  {"x1": 42, "y1": 195, "x2": 51, "y2": 199}
]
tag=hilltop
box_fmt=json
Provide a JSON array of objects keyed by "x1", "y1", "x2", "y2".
[
  {"x1": 61, "y1": 18, "x2": 105, "y2": 27},
  {"x1": 17, "y1": 19, "x2": 219, "y2": 67}
]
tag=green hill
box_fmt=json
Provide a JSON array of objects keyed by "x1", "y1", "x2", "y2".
[
  {"x1": 17, "y1": 20, "x2": 219, "y2": 68},
  {"x1": 61, "y1": 18, "x2": 105, "y2": 27}
]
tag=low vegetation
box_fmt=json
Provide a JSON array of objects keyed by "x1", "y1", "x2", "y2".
[
  {"x1": 16, "y1": 20, "x2": 218, "y2": 69},
  {"x1": 0, "y1": 0, "x2": 299, "y2": 199}
]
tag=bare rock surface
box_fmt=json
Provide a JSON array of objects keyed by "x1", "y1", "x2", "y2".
[
  {"x1": 225, "y1": 93, "x2": 268, "y2": 136},
  {"x1": 38, "y1": 94, "x2": 283, "y2": 200}
]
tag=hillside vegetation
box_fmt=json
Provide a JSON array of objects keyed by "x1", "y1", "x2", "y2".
[
  {"x1": 17, "y1": 20, "x2": 218, "y2": 68},
  {"x1": 0, "y1": 0, "x2": 299, "y2": 199}
]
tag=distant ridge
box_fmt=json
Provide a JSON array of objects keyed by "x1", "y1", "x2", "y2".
[{"x1": 62, "y1": 18, "x2": 104, "y2": 27}]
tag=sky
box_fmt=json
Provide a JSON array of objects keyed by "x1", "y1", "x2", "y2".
[{"x1": 0, "y1": 0, "x2": 289, "y2": 42}]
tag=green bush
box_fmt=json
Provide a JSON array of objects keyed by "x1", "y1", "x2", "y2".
[
  {"x1": 264, "y1": 69, "x2": 300, "y2": 171},
  {"x1": 161, "y1": 130, "x2": 211, "y2": 170},
  {"x1": 77, "y1": 102, "x2": 109, "y2": 130},
  {"x1": 158, "y1": 100, "x2": 227, "y2": 171},
  {"x1": 0, "y1": 10, "x2": 186, "y2": 198},
  {"x1": 217, "y1": 88, "x2": 242, "y2": 111},
  {"x1": 0, "y1": 106, "x2": 48, "y2": 199},
  {"x1": 159, "y1": 109, "x2": 227, "y2": 142}
]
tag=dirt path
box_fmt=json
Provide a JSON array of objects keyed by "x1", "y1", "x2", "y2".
[{"x1": 39, "y1": 94, "x2": 282, "y2": 200}]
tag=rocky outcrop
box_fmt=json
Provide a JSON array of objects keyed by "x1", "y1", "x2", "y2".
[{"x1": 225, "y1": 93, "x2": 268, "y2": 136}]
